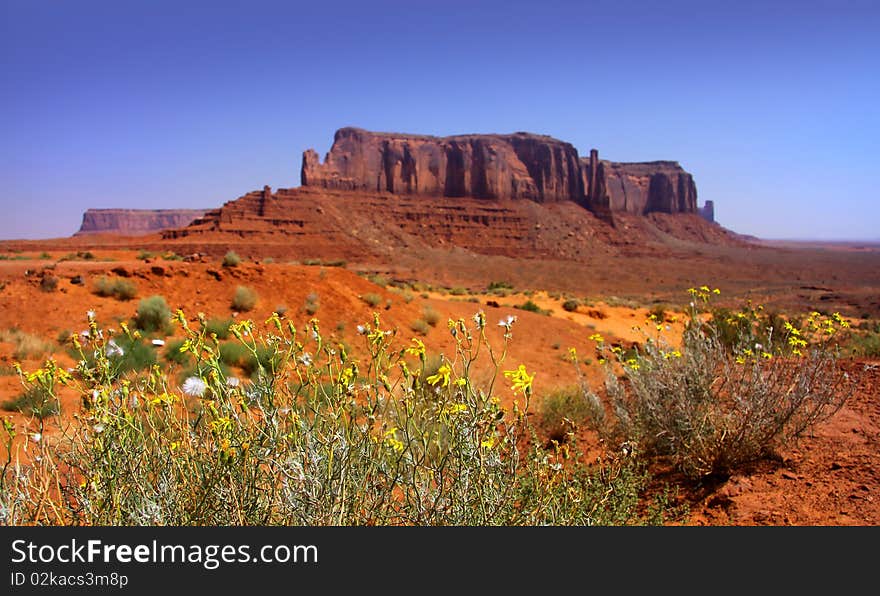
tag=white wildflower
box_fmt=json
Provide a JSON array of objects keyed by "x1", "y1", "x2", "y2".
[
  {"x1": 356, "y1": 325, "x2": 366, "y2": 335},
  {"x1": 497, "y1": 314, "x2": 517, "y2": 329},
  {"x1": 151, "y1": 339, "x2": 165, "y2": 347},
  {"x1": 31, "y1": 433, "x2": 41, "y2": 443},
  {"x1": 181, "y1": 376, "x2": 207, "y2": 397},
  {"x1": 298, "y1": 352, "x2": 313, "y2": 367},
  {"x1": 105, "y1": 339, "x2": 124, "y2": 358},
  {"x1": 93, "y1": 423, "x2": 105, "y2": 434},
  {"x1": 226, "y1": 376, "x2": 240, "y2": 388},
  {"x1": 87, "y1": 310, "x2": 96, "y2": 320}
]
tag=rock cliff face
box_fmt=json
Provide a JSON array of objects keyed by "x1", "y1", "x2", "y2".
[
  {"x1": 582, "y1": 157, "x2": 699, "y2": 215},
  {"x1": 302, "y1": 127, "x2": 585, "y2": 203},
  {"x1": 76, "y1": 209, "x2": 209, "y2": 236},
  {"x1": 302, "y1": 127, "x2": 701, "y2": 216}
]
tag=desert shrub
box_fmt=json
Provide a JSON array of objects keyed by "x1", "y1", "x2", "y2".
[
  {"x1": 361, "y1": 293, "x2": 382, "y2": 308},
  {"x1": 847, "y1": 329, "x2": 880, "y2": 357},
  {"x1": 262, "y1": 257, "x2": 274, "y2": 264},
  {"x1": 75, "y1": 335, "x2": 157, "y2": 380},
  {"x1": 422, "y1": 306, "x2": 440, "y2": 327},
  {"x1": 135, "y1": 295, "x2": 171, "y2": 332},
  {"x1": 162, "y1": 252, "x2": 184, "y2": 261},
  {"x1": 0, "y1": 310, "x2": 687, "y2": 527},
  {"x1": 539, "y1": 386, "x2": 593, "y2": 444},
  {"x1": 93, "y1": 276, "x2": 138, "y2": 301},
  {"x1": 515, "y1": 300, "x2": 550, "y2": 316},
  {"x1": 222, "y1": 250, "x2": 242, "y2": 267},
  {"x1": 368, "y1": 274, "x2": 388, "y2": 288},
  {"x1": 488, "y1": 281, "x2": 513, "y2": 292},
  {"x1": 648, "y1": 304, "x2": 667, "y2": 323},
  {"x1": 164, "y1": 339, "x2": 192, "y2": 366},
  {"x1": 577, "y1": 287, "x2": 853, "y2": 479},
  {"x1": 218, "y1": 342, "x2": 250, "y2": 369},
  {"x1": 232, "y1": 286, "x2": 258, "y2": 312},
  {"x1": 202, "y1": 318, "x2": 233, "y2": 340},
  {"x1": 137, "y1": 250, "x2": 157, "y2": 260},
  {"x1": 410, "y1": 319, "x2": 430, "y2": 335},
  {"x1": 39, "y1": 275, "x2": 59, "y2": 292},
  {"x1": 562, "y1": 299, "x2": 580, "y2": 313},
  {"x1": 0, "y1": 328, "x2": 54, "y2": 360},
  {"x1": 450, "y1": 287, "x2": 467, "y2": 296},
  {"x1": 304, "y1": 292, "x2": 320, "y2": 315},
  {"x1": 108, "y1": 336, "x2": 157, "y2": 374},
  {"x1": 2, "y1": 385, "x2": 58, "y2": 419}
]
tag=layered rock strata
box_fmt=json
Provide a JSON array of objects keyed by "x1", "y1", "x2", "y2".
[{"x1": 302, "y1": 127, "x2": 702, "y2": 216}]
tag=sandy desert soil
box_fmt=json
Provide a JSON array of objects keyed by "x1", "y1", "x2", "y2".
[{"x1": 0, "y1": 245, "x2": 878, "y2": 526}]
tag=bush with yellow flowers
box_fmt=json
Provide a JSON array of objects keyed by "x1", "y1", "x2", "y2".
[
  {"x1": 573, "y1": 286, "x2": 854, "y2": 479},
  {"x1": 1, "y1": 309, "x2": 685, "y2": 526}
]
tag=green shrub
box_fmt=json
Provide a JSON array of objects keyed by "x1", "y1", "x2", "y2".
[
  {"x1": 222, "y1": 251, "x2": 242, "y2": 267},
  {"x1": 368, "y1": 274, "x2": 388, "y2": 288},
  {"x1": 847, "y1": 330, "x2": 880, "y2": 357},
  {"x1": 361, "y1": 293, "x2": 382, "y2": 308},
  {"x1": 488, "y1": 281, "x2": 513, "y2": 292},
  {"x1": 164, "y1": 339, "x2": 192, "y2": 366},
  {"x1": 232, "y1": 286, "x2": 258, "y2": 312},
  {"x1": 2, "y1": 385, "x2": 58, "y2": 419},
  {"x1": 108, "y1": 336, "x2": 157, "y2": 374},
  {"x1": 539, "y1": 386, "x2": 593, "y2": 443},
  {"x1": 202, "y1": 318, "x2": 233, "y2": 340},
  {"x1": 93, "y1": 275, "x2": 138, "y2": 301},
  {"x1": 515, "y1": 300, "x2": 550, "y2": 315},
  {"x1": 135, "y1": 295, "x2": 171, "y2": 332},
  {"x1": 219, "y1": 342, "x2": 251, "y2": 369},
  {"x1": 562, "y1": 299, "x2": 580, "y2": 312}
]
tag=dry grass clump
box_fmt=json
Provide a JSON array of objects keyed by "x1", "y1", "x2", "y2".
[
  {"x1": 232, "y1": 286, "x2": 258, "y2": 312},
  {"x1": 93, "y1": 275, "x2": 138, "y2": 301},
  {"x1": 0, "y1": 328, "x2": 55, "y2": 360}
]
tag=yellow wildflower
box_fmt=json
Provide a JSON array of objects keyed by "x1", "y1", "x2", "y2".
[
  {"x1": 426, "y1": 363, "x2": 451, "y2": 387},
  {"x1": 503, "y1": 364, "x2": 534, "y2": 395}
]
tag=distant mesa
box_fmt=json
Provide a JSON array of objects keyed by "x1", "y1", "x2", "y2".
[
  {"x1": 301, "y1": 126, "x2": 711, "y2": 220},
  {"x1": 75, "y1": 208, "x2": 210, "y2": 236},
  {"x1": 75, "y1": 127, "x2": 721, "y2": 261}
]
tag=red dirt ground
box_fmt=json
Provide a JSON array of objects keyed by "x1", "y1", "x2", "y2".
[{"x1": 0, "y1": 245, "x2": 878, "y2": 526}]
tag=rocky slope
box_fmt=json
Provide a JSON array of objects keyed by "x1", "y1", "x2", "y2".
[{"x1": 75, "y1": 208, "x2": 209, "y2": 236}]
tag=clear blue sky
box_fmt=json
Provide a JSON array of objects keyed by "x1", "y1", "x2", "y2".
[{"x1": 2, "y1": 0, "x2": 877, "y2": 241}]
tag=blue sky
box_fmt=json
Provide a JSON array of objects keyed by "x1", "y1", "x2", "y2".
[{"x1": 1, "y1": 0, "x2": 877, "y2": 241}]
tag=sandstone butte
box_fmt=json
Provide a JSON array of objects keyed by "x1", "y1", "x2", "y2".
[
  {"x1": 148, "y1": 127, "x2": 729, "y2": 262},
  {"x1": 301, "y1": 127, "x2": 715, "y2": 220},
  {"x1": 76, "y1": 208, "x2": 210, "y2": 236}
]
